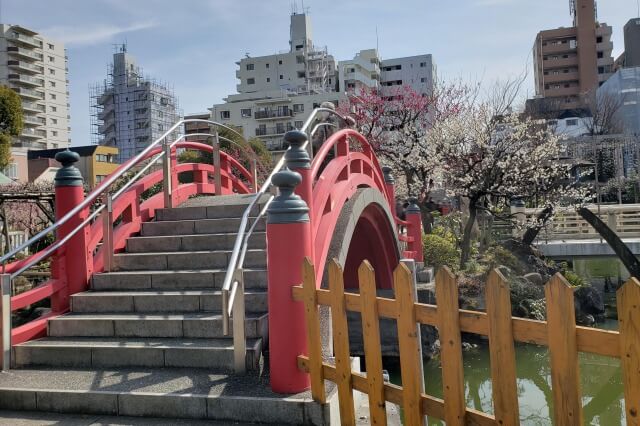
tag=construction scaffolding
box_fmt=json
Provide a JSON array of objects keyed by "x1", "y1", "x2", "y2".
[{"x1": 89, "y1": 44, "x2": 180, "y2": 163}]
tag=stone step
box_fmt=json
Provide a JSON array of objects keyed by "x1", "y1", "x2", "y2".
[
  {"x1": 12, "y1": 337, "x2": 262, "y2": 371},
  {"x1": 126, "y1": 232, "x2": 266, "y2": 253},
  {"x1": 113, "y1": 250, "x2": 266, "y2": 271},
  {"x1": 0, "y1": 410, "x2": 260, "y2": 425},
  {"x1": 91, "y1": 269, "x2": 268, "y2": 291},
  {"x1": 141, "y1": 217, "x2": 265, "y2": 237},
  {"x1": 0, "y1": 368, "x2": 334, "y2": 424},
  {"x1": 71, "y1": 291, "x2": 267, "y2": 314},
  {"x1": 155, "y1": 193, "x2": 271, "y2": 222},
  {"x1": 48, "y1": 313, "x2": 268, "y2": 340}
]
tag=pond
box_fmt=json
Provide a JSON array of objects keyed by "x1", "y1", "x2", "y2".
[{"x1": 389, "y1": 317, "x2": 625, "y2": 425}]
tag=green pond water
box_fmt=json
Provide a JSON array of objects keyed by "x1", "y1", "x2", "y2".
[{"x1": 388, "y1": 257, "x2": 628, "y2": 425}]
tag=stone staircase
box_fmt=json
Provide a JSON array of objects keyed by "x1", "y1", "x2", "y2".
[{"x1": 0, "y1": 194, "x2": 336, "y2": 425}]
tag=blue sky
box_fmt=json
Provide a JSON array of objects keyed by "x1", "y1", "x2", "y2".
[{"x1": 3, "y1": 0, "x2": 638, "y2": 146}]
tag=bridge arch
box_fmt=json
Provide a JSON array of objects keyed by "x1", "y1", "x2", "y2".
[{"x1": 324, "y1": 188, "x2": 400, "y2": 289}]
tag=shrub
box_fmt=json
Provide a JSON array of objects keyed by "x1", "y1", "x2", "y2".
[
  {"x1": 423, "y1": 233, "x2": 460, "y2": 272},
  {"x1": 482, "y1": 244, "x2": 522, "y2": 275}
]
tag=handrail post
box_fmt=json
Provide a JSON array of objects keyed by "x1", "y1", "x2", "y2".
[
  {"x1": 1, "y1": 273, "x2": 10, "y2": 371},
  {"x1": 163, "y1": 138, "x2": 173, "y2": 208},
  {"x1": 406, "y1": 198, "x2": 424, "y2": 265},
  {"x1": 53, "y1": 150, "x2": 91, "y2": 311},
  {"x1": 267, "y1": 169, "x2": 312, "y2": 393},
  {"x1": 250, "y1": 158, "x2": 258, "y2": 193},
  {"x1": 233, "y1": 268, "x2": 246, "y2": 373},
  {"x1": 213, "y1": 129, "x2": 222, "y2": 195},
  {"x1": 102, "y1": 194, "x2": 114, "y2": 272}
]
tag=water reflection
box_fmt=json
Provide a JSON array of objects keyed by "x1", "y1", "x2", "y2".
[{"x1": 390, "y1": 322, "x2": 625, "y2": 425}]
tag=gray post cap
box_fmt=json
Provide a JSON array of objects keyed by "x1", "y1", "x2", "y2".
[
  {"x1": 267, "y1": 169, "x2": 309, "y2": 224},
  {"x1": 406, "y1": 197, "x2": 421, "y2": 214},
  {"x1": 54, "y1": 150, "x2": 84, "y2": 187},
  {"x1": 284, "y1": 130, "x2": 310, "y2": 169},
  {"x1": 381, "y1": 166, "x2": 394, "y2": 184},
  {"x1": 320, "y1": 101, "x2": 336, "y2": 110}
]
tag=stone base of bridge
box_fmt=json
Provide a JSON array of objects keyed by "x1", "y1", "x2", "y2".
[{"x1": 536, "y1": 238, "x2": 640, "y2": 258}]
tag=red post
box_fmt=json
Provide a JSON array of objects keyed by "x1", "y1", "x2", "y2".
[
  {"x1": 266, "y1": 169, "x2": 312, "y2": 393},
  {"x1": 406, "y1": 198, "x2": 424, "y2": 264},
  {"x1": 53, "y1": 150, "x2": 92, "y2": 312}
]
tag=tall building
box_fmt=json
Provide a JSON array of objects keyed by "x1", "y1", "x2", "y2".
[
  {"x1": 212, "y1": 12, "x2": 435, "y2": 151},
  {"x1": 91, "y1": 45, "x2": 179, "y2": 163},
  {"x1": 532, "y1": 0, "x2": 614, "y2": 110},
  {"x1": 0, "y1": 24, "x2": 70, "y2": 182},
  {"x1": 615, "y1": 18, "x2": 640, "y2": 69}
]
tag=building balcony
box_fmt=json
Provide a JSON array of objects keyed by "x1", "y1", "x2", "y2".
[
  {"x1": 541, "y1": 43, "x2": 576, "y2": 55},
  {"x1": 254, "y1": 109, "x2": 294, "y2": 120},
  {"x1": 9, "y1": 74, "x2": 44, "y2": 88},
  {"x1": 7, "y1": 46, "x2": 43, "y2": 61},
  {"x1": 8, "y1": 31, "x2": 41, "y2": 49},
  {"x1": 21, "y1": 128, "x2": 45, "y2": 139},
  {"x1": 98, "y1": 103, "x2": 115, "y2": 120},
  {"x1": 544, "y1": 86, "x2": 580, "y2": 97},
  {"x1": 543, "y1": 72, "x2": 579, "y2": 84},
  {"x1": 597, "y1": 41, "x2": 614, "y2": 53},
  {"x1": 543, "y1": 56, "x2": 579, "y2": 69},
  {"x1": 255, "y1": 124, "x2": 294, "y2": 137},
  {"x1": 22, "y1": 102, "x2": 45, "y2": 113},
  {"x1": 8, "y1": 60, "x2": 43, "y2": 74},
  {"x1": 12, "y1": 87, "x2": 44, "y2": 100},
  {"x1": 23, "y1": 115, "x2": 45, "y2": 127}
]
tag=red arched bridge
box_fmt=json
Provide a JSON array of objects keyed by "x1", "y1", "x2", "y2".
[{"x1": 0, "y1": 107, "x2": 424, "y2": 422}]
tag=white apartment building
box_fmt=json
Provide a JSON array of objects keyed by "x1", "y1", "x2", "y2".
[
  {"x1": 211, "y1": 12, "x2": 435, "y2": 151},
  {"x1": 91, "y1": 46, "x2": 179, "y2": 163},
  {"x1": 0, "y1": 24, "x2": 70, "y2": 182}
]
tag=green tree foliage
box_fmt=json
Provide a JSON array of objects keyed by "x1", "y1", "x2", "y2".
[
  {"x1": 0, "y1": 85, "x2": 23, "y2": 170},
  {"x1": 422, "y1": 232, "x2": 460, "y2": 273}
]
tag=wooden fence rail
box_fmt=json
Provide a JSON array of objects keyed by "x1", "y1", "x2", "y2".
[{"x1": 292, "y1": 258, "x2": 640, "y2": 426}]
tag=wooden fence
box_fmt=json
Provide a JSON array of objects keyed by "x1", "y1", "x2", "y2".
[{"x1": 292, "y1": 258, "x2": 640, "y2": 426}]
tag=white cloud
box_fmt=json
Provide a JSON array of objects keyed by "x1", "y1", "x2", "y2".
[{"x1": 38, "y1": 21, "x2": 157, "y2": 46}]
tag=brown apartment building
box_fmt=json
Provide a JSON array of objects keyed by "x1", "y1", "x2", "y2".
[{"x1": 532, "y1": 0, "x2": 614, "y2": 110}]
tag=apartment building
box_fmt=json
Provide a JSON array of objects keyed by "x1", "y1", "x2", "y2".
[
  {"x1": 91, "y1": 45, "x2": 179, "y2": 163},
  {"x1": 0, "y1": 24, "x2": 70, "y2": 182},
  {"x1": 379, "y1": 54, "x2": 434, "y2": 97},
  {"x1": 532, "y1": 0, "x2": 614, "y2": 110},
  {"x1": 338, "y1": 49, "x2": 381, "y2": 94}
]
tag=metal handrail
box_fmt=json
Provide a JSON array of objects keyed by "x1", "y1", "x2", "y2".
[
  {"x1": 0, "y1": 119, "x2": 252, "y2": 273},
  {"x1": 220, "y1": 106, "x2": 352, "y2": 366}
]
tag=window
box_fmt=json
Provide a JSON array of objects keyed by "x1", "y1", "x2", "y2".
[
  {"x1": 48, "y1": 56, "x2": 55, "y2": 62},
  {"x1": 420, "y1": 78, "x2": 426, "y2": 83},
  {"x1": 266, "y1": 63, "x2": 270, "y2": 69},
  {"x1": 266, "y1": 77, "x2": 270, "y2": 82},
  {"x1": 49, "y1": 68, "x2": 55, "y2": 75},
  {"x1": 96, "y1": 175, "x2": 107, "y2": 183},
  {"x1": 597, "y1": 36, "x2": 603, "y2": 43},
  {"x1": 52, "y1": 130, "x2": 58, "y2": 137},
  {"x1": 247, "y1": 78, "x2": 255, "y2": 85},
  {"x1": 49, "y1": 81, "x2": 56, "y2": 88},
  {"x1": 278, "y1": 60, "x2": 283, "y2": 65},
  {"x1": 295, "y1": 121, "x2": 304, "y2": 129},
  {"x1": 597, "y1": 51, "x2": 603, "y2": 59},
  {"x1": 157, "y1": 124, "x2": 163, "y2": 131},
  {"x1": 241, "y1": 108, "x2": 252, "y2": 118},
  {"x1": 96, "y1": 154, "x2": 110, "y2": 162},
  {"x1": 293, "y1": 104, "x2": 304, "y2": 113},
  {"x1": 295, "y1": 44, "x2": 303, "y2": 50},
  {"x1": 598, "y1": 66, "x2": 605, "y2": 74},
  {"x1": 420, "y1": 62, "x2": 427, "y2": 67},
  {"x1": 279, "y1": 74, "x2": 283, "y2": 80},
  {"x1": 48, "y1": 43, "x2": 54, "y2": 49},
  {"x1": 246, "y1": 63, "x2": 254, "y2": 71},
  {"x1": 50, "y1": 106, "x2": 57, "y2": 112},
  {"x1": 51, "y1": 118, "x2": 58, "y2": 125},
  {"x1": 566, "y1": 119, "x2": 578, "y2": 126},
  {"x1": 49, "y1": 93, "x2": 56, "y2": 100},
  {"x1": 4, "y1": 163, "x2": 17, "y2": 179},
  {"x1": 220, "y1": 110, "x2": 230, "y2": 119}
]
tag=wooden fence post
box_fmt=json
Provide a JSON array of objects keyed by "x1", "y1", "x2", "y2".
[
  {"x1": 435, "y1": 267, "x2": 466, "y2": 426},
  {"x1": 302, "y1": 258, "x2": 325, "y2": 403},
  {"x1": 358, "y1": 260, "x2": 387, "y2": 426},
  {"x1": 545, "y1": 274, "x2": 583, "y2": 425},
  {"x1": 617, "y1": 278, "x2": 640, "y2": 425},
  {"x1": 485, "y1": 269, "x2": 520, "y2": 425},
  {"x1": 328, "y1": 260, "x2": 356, "y2": 425},
  {"x1": 394, "y1": 262, "x2": 425, "y2": 426}
]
